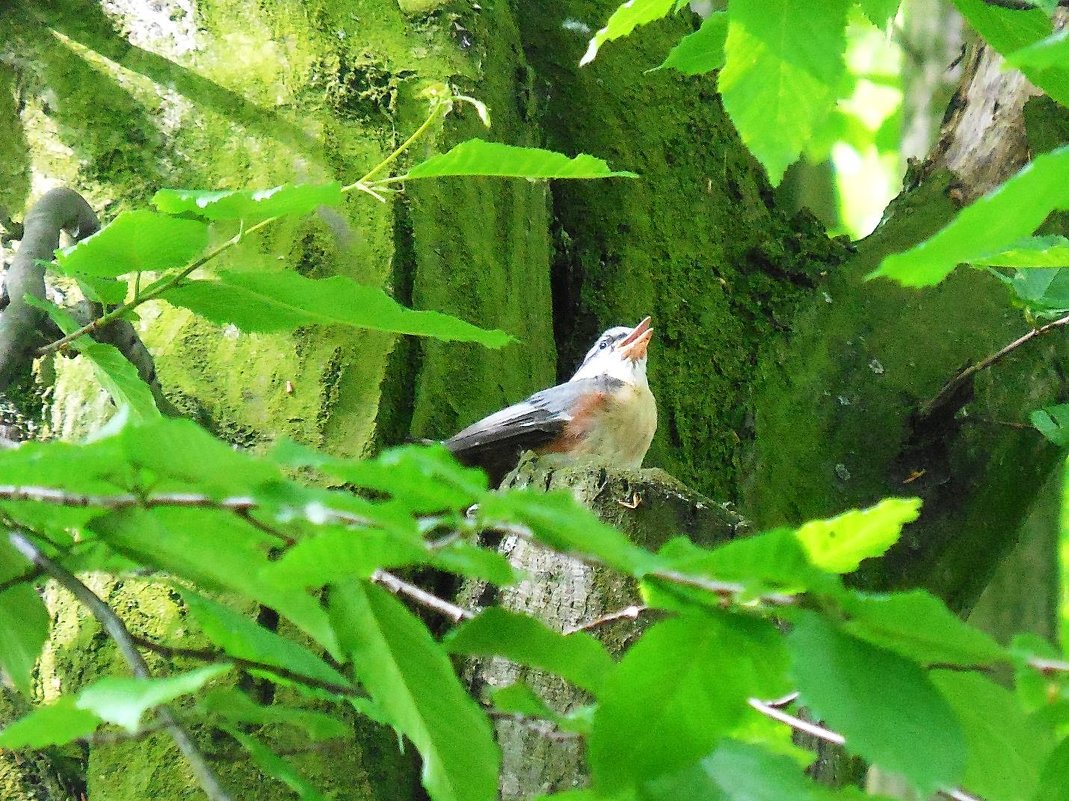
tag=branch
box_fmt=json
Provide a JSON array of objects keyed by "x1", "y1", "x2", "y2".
[
  {"x1": 921, "y1": 313, "x2": 1069, "y2": 419},
  {"x1": 130, "y1": 635, "x2": 358, "y2": 698},
  {"x1": 979, "y1": 0, "x2": 1068, "y2": 7},
  {"x1": 371, "y1": 569, "x2": 475, "y2": 621},
  {"x1": 7, "y1": 531, "x2": 233, "y2": 801},
  {"x1": 565, "y1": 604, "x2": 649, "y2": 634}
]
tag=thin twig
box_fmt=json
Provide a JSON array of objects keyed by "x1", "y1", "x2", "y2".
[
  {"x1": 922, "y1": 313, "x2": 1069, "y2": 418},
  {"x1": 0, "y1": 565, "x2": 43, "y2": 594},
  {"x1": 979, "y1": 0, "x2": 1068, "y2": 7},
  {"x1": 371, "y1": 569, "x2": 475, "y2": 621},
  {"x1": 130, "y1": 635, "x2": 358, "y2": 698},
  {"x1": 565, "y1": 604, "x2": 649, "y2": 634},
  {"x1": 1028, "y1": 655, "x2": 1069, "y2": 674},
  {"x1": 7, "y1": 531, "x2": 233, "y2": 801}
]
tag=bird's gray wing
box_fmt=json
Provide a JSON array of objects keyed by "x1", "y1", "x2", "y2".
[{"x1": 445, "y1": 377, "x2": 622, "y2": 481}]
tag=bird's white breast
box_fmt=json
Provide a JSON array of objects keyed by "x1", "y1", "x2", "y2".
[{"x1": 571, "y1": 380, "x2": 657, "y2": 468}]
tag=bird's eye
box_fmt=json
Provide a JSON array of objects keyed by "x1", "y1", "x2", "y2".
[{"x1": 599, "y1": 339, "x2": 609, "y2": 350}]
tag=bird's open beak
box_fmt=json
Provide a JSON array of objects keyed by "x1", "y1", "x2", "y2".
[{"x1": 618, "y1": 316, "x2": 653, "y2": 362}]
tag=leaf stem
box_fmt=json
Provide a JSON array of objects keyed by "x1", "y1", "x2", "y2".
[{"x1": 7, "y1": 530, "x2": 233, "y2": 801}]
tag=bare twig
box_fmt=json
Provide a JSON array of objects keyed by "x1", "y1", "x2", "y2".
[
  {"x1": 979, "y1": 0, "x2": 1068, "y2": 7},
  {"x1": 371, "y1": 569, "x2": 475, "y2": 621},
  {"x1": 565, "y1": 604, "x2": 649, "y2": 634},
  {"x1": 1027, "y1": 655, "x2": 1069, "y2": 674},
  {"x1": 922, "y1": 313, "x2": 1069, "y2": 418},
  {"x1": 130, "y1": 635, "x2": 358, "y2": 698},
  {"x1": 7, "y1": 531, "x2": 233, "y2": 801}
]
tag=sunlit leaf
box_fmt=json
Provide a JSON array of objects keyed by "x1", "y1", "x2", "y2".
[
  {"x1": 795, "y1": 497, "x2": 921, "y2": 573},
  {"x1": 444, "y1": 608, "x2": 615, "y2": 694},
  {"x1": 1031, "y1": 404, "x2": 1069, "y2": 447},
  {"x1": 161, "y1": 270, "x2": 511, "y2": 347},
  {"x1": 719, "y1": 0, "x2": 850, "y2": 184},
  {"x1": 152, "y1": 182, "x2": 343, "y2": 222},
  {"x1": 431, "y1": 540, "x2": 519, "y2": 585},
  {"x1": 579, "y1": 0, "x2": 678, "y2": 66},
  {"x1": 0, "y1": 540, "x2": 49, "y2": 695},
  {"x1": 330, "y1": 581, "x2": 499, "y2": 801},
  {"x1": 932, "y1": 671, "x2": 1051, "y2": 801},
  {"x1": 860, "y1": 0, "x2": 901, "y2": 28},
  {"x1": 972, "y1": 236, "x2": 1069, "y2": 267},
  {"x1": 789, "y1": 614, "x2": 966, "y2": 795},
  {"x1": 200, "y1": 688, "x2": 348, "y2": 741},
  {"x1": 405, "y1": 140, "x2": 638, "y2": 181},
  {"x1": 1035, "y1": 738, "x2": 1069, "y2": 801},
  {"x1": 55, "y1": 210, "x2": 208, "y2": 278},
  {"x1": 490, "y1": 683, "x2": 593, "y2": 735},
  {"x1": 262, "y1": 526, "x2": 428, "y2": 586},
  {"x1": 589, "y1": 612, "x2": 789, "y2": 792},
  {"x1": 77, "y1": 664, "x2": 230, "y2": 732},
  {"x1": 651, "y1": 12, "x2": 727, "y2": 75},
  {"x1": 0, "y1": 697, "x2": 101, "y2": 748}
]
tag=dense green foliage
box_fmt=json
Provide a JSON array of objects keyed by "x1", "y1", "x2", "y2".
[{"x1": 5, "y1": 2, "x2": 1069, "y2": 801}]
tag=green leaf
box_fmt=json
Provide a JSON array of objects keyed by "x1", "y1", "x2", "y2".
[
  {"x1": 226, "y1": 728, "x2": 327, "y2": 801},
  {"x1": 991, "y1": 267, "x2": 1069, "y2": 315},
  {"x1": 651, "y1": 13, "x2": 727, "y2": 76},
  {"x1": 444, "y1": 608, "x2": 615, "y2": 694},
  {"x1": 55, "y1": 210, "x2": 208, "y2": 278},
  {"x1": 870, "y1": 146, "x2": 1069, "y2": 286},
  {"x1": 94, "y1": 508, "x2": 340, "y2": 659},
  {"x1": 263, "y1": 526, "x2": 428, "y2": 586},
  {"x1": 152, "y1": 182, "x2": 343, "y2": 222},
  {"x1": 719, "y1": 0, "x2": 851, "y2": 184},
  {"x1": 480, "y1": 489, "x2": 661, "y2": 575},
  {"x1": 643, "y1": 739, "x2": 828, "y2": 801},
  {"x1": 932, "y1": 671, "x2": 1051, "y2": 801},
  {"x1": 0, "y1": 583, "x2": 49, "y2": 696},
  {"x1": 788, "y1": 614, "x2": 966, "y2": 795},
  {"x1": 161, "y1": 270, "x2": 511, "y2": 347},
  {"x1": 842, "y1": 589, "x2": 1005, "y2": 666},
  {"x1": 329, "y1": 581, "x2": 499, "y2": 801},
  {"x1": 579, "y1": 0, "x2": 678, "y2": 66},
  {"x1": 200, "y1": 688, "x2": 348, "y2": 741},
  {"x1": 490, "y1": 683, "x2": 593, "y2": 735},
  {"x1": 860, "y1": 0, "x2": 901, "y2": 28},
  {"x1": 179, "y1": 590, "x2": 352, "y2": 690},
  {"x1": 77, "y1": 664, "x2": 230, "y2": 732},
  {"x1": 430, "y1": 540, "x2": 519, "y2": 585},
  {"x1": 1034, "y1": 737, "x2": 1069, "y2": 801},
  {"x1": 589, "y1": 612, "x2": 789, "y2": 792},
  {"x1": 24, "y1": 295, "x2": 160, "y2": 422},
  {"x1": 795, "y1": 497, "x2": 921, "y2": 573},
  {"x1": 0, "y1": 540, "x2": 49, "y2": 696},
  {"x1": 0, "y1": 697, "x2": 101, "y2": 748},
  {"x1": 1031, "y1": 404, "x2": 1069, "y2": 446},
  {"x1": 972, "y1": 235, "x2": 1069, "y2": 267},
  {"x1": 405, "y1": 140, "x2": 637, "y2": 181}
]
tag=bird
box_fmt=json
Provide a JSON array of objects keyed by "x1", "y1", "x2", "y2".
[{"x1": 445, "y1": 316, "x2": 657, "y2": 485}]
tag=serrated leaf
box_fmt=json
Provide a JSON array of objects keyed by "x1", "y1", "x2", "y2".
[
  {"x1": 226, "y1": 728, "x2": 327, "y2": 801},
  {"x1": 405, "y1": 140, "x2": 637, "y2": 180},
  {"x1": 200, "y1": 688, "x2": 348, "y2": 741},
  {"x1": 444, "y1": 608, "x2": 614, "y2": 694},
  {"x1": 932, "y1": 671, "x2": 1051, "y2": 801},
  {"x1": 870, "y1": 146, "x2": 1069, "y2": 286},
  {"x1": 329, "y1": 581, "x2": 499, "y2": 801},
  {"x1": 579, "y1": 0, "x2": 678, "y2": 66},
  {"x1": 55, "y1": 210, "x2": 208, "y2": 278},
  {"x1": 719, "y1": 0, "x2": 851, "y2": 184},
  {"x1": 860, "y1": 0, "x2": 901, "y2": 28},
  {"x1": 161, "y1": 270, "x2": 510, "y2": 347},
  {"x1": 0, "y1": 573, "x2": 49, "y2": 695},
  {"x1": 589, "y1": 612, "x2": 789, "y2": 792},
  {"x1": 842, "y1": 589, "x2": 1005, "y2": 665},
  {"x1": 480, "y1": 489, "x2": 660, "y2": 575},
  {"x1": 651, "y1": 12, "x2": 727, "y2": 75},
  {"x1": 972, "y1": 235, "x2": 1069, "y2": 267},
  {"x1": 795, "y1": 497, "x2": 921, "y2": 573},
  {"x1": 179, "y1": 591, "x2": 351, "y2": 690},
  {"x1": 643, "y1": 739, "x2": 827, "y2": 801},
  {"x1": 1031, "y1": 404, "x2": 1069, "y2": 446},
  {"x1": 77, "y1": 664, "x2": 230, "y2": 732},
  {"x1": 0, "y1": 697, "x2": 101, "y2": 748},
  {"x1": 788, "y1": 614, "x2": 966, "y2": 796},
  {"x1": 152, "y1": 182, "x2": 343, "y2": 222}
]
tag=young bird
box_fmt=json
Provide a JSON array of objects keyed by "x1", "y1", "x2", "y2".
[{"x1": 445, "y1": 317, "x2": 656, "y2": 484}]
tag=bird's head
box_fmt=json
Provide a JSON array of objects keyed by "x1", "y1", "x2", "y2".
[{"x1": 571, "y1": 316, "x2": 653, "y2": 384}]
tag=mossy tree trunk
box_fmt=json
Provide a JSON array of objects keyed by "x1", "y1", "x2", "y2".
[{"x1": 0, "y1": 3, "x2": 1063, "y2": 800}]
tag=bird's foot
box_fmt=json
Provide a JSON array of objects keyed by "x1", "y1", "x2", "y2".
[{"x1": 617, "y1": 492, "x2": 641, "y2": 509}]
